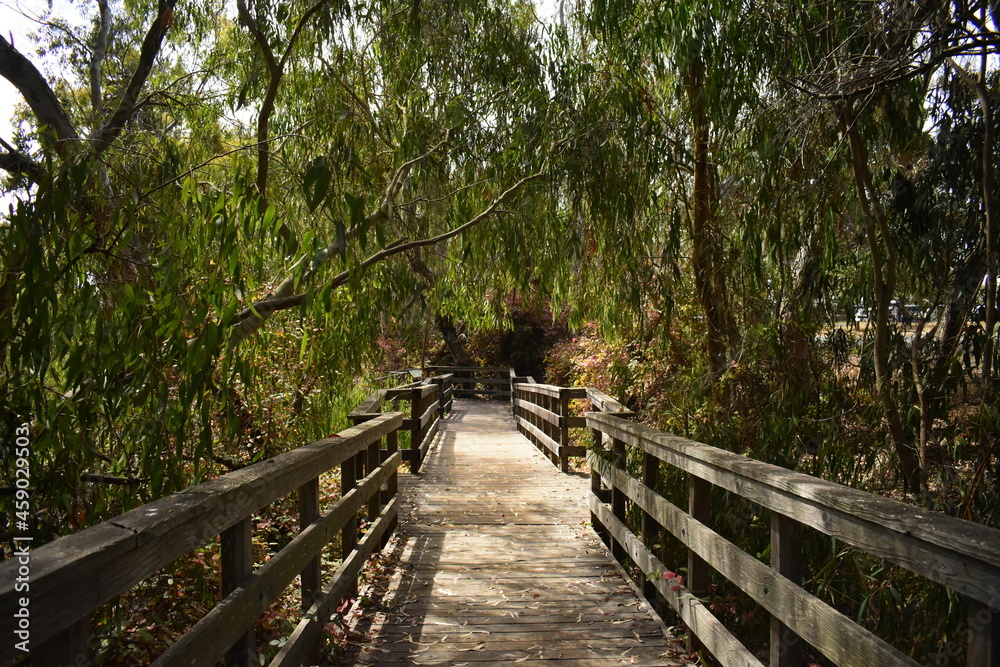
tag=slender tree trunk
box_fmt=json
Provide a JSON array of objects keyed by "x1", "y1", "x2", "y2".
[
  {"x1": 436, "y1": 315, "x2": 474, "y2": 366},
  {"x1": 840, "y1": 103, "x2": 922, "y2": 493},
  {"x1": 949, "y1": 57, "x2": 997, "y2": 380},
  {"x1": 782, "y1": 223, "x2": 822, "y2": 401},
  {"x1": 686, "y1": 62, "x2": 729, "y2": 388}
]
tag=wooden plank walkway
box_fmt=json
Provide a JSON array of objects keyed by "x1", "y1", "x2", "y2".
[{"x1": 339, "y1": 400, "x2": 686, "y2": 666}]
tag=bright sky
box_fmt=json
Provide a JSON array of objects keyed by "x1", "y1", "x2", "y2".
[
  {"x1": 0, "y1": 0, "x2": 562, "y2": 200},
  {"x1": 1, "y1": 0, "x2": 77, "y2": 141}
]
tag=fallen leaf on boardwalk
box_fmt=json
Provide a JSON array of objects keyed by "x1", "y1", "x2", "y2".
[
  {"x1": 514, "y1": 656, "x2": 530, "y2": 663},
  {"x1": 459, "y1": 643, "x2": 486, "y2": 652},
  {"x1": 460, "y1": 631, "x2": 490, "y2": 637}
]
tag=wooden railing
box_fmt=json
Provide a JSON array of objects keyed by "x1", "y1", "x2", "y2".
[
  {"x1": 346, "y1": 366, "x2": 517, "y2": 473},
  {"x1": 586, "y1": 411, "x2": 1000, "y2": 667},
  {"x1": 511, "y1": 379, "x2": 632, "y2": 472},
  {"x1": 0, "y1": 413, "x2": 404, "y2": 666},
  {"x1": 424, "y1": 365, "x2": 514, "y2": 399},
  {"x1": 348, "y1": 377, "x2": 446, "y2": 474}
]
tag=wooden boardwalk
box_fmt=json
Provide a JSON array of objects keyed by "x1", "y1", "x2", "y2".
[{"x1": 340, "y1": 400, "x2": 685, "y2": 666}]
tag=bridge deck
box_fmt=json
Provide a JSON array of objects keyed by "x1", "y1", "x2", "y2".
[{"x1": 340, "y1": 400, "x2": 685, "y2": 666}]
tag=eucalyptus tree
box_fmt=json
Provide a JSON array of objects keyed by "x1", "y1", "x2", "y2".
[
  {"x1": 0, "y1": 0, "x2": 556, "y2": 538},
  {"x1": 771, "y1": 0, "x2": 1000, "y2": 493},
  {"x1": 568, "y1": 0, "x2": 782, "y2": 395}
]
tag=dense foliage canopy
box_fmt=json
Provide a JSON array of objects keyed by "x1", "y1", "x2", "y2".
[{"x1": 2, "y1": 0, "x2": 999, "y2": 657}]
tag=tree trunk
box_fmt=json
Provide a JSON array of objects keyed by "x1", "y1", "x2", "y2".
[
  {"x1": 686, "y1": 61, "x2": 730, "y2": 388},
  {"x1": 948, "y1": 57, "x2": 998, "y2": 380},
  {"x1": 436, "y1": 315, "x2": 474, "y2": 366},
  {"x1": 840, "y1": 104, "x2": 922, "y2": 493}
]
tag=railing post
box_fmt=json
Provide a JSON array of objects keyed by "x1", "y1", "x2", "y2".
[
  {"x1": 383, "y1": 428, "x2": 399, "y2": 548},
  {"x1": 968, "y1": 598, "x2": 1000, "y2": 666},
  {"x1": 299, "y1": 478, "x2": 322, "y2": 663},
  {"x1": 409, "y1": 388, "x2": 422, "y2": 473},
  {"x1": 559, "y1": 388, "x2": 571, "y2": 473},
  {"x1": 641, "y1": 450, "x2": 661, "y2": 606},
  {"x1": 367, "y1": 437, "x2": 380, "y2": 523},
  {"x1": 611, "y1": 437, "x2": 627, "y2": 563},
  {"x1": 512, "y1": 383, "x2": 520, "y2": 424},
  {"x1": 770, "y1": 512, "x2": 803, "y2": 667},
  {"x1": 341, "y1": 451, "x2": 359, "y2": 599},
  {"x1": 548, "y1": 393, "x2": 559, "y2": 468},
  {"x1": 222, "y1": 517, "x2": 255, "y2": 666},
  {"x1": 32, "y1": 618, "x2": 93, "y2": 666},
  {"x1": 687, "y1": 475, "x2": 711, "y2": 655},
  {"x1": 590, "y1": 427, "x2": 609, "y2": 548}
]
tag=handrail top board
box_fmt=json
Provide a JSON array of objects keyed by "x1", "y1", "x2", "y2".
[
  {"x1": 424, "y1": 365, "x2": 512, "y2": 373},
  {"x1": 586, "y1": 388, "x2": 633, "y2": 415},
  {"x1": 514, "y1": 382, "x2": 587, "y2": 399},
  {"x1": 350, "y1": 389, "x2": 386, "y2": 416},
  {"x1": 385, "y1": 383, "x2": 438, "y2": 400},
  {"x1": 585, "y1": 411, "x2": 1000, "y2": 579},
  {"x1": 0, "y1": 412, "x2": 403, "y2": 648}
]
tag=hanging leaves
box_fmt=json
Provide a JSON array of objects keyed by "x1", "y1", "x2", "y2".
[{"x1": 303, "y1": 155, "x2": 332, "y2": 211}]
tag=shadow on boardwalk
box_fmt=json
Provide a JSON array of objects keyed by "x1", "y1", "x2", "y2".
[{"x1": 338, "y1": 400, "x2": 691, "y2": 666}]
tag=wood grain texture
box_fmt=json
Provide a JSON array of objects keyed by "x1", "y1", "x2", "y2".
[
  {"x1": 590, "y1": 456, "x2": 920, "y2": 666},
  {"x1": 585, "y1": 412, "x2": 1000, "y2": 609},
  {"x1": 0, "y1": 413, "x2": 403, "y2": 662},
  {"x1": 151, "y1": 453, "x2": 401, "y2": 666},
  {"x1": 339, "y1": 400, "x2": 686, "y2": 666},
  {"x1": 589, "y1": 498, "x2": 764, "y2": 667}
]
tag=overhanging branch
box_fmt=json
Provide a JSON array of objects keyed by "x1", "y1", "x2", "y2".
[
  {"x1": 0, "y1": 137, "x2": 42, "y2": 182},
  {"x1": 0, "y1": 34, "x2": 78, "y2": 146},
  {"x1": 224, "y1": 167, "x2": 548, "y2": 344},
  {"x1": 92, "y1": 0, "x2": 177, "y2": 153}
]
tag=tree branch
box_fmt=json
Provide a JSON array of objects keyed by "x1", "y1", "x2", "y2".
[
  {"x1": 225, "y1": 167, "x2": 548, "y2": 344},
  {"x1": 90, "y1": 0, "x2": 112, "y2": 120},
  {"x1": 0, "y1": 137, "x2": 42, "y2": 182},
  {"x1": 0, "y1": 34, "x2": 78, "y2": 146},
  {"x1": 91, "y1": 0, "x2": 177, "y2": 153},
  {"x1": 236, "y1": 0, "x2": 323, "y2": 248}
]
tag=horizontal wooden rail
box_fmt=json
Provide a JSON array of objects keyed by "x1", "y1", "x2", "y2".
[
  {"x1": 151, "y1": 451, "x2": 402, "y2": 665},
  {"x1": 0, "y1": 413, "x2": 404, "y2": 666},
  {"x1": 424, "y1": 365, "x2": 512, "y2": 374},
  {"x1": 512, "y1": 381, "x2": 626, "y2": 472},
  {"x1": 424, "y1": 366, "x2": 514, "y2": 399},
  {"x1": 350, "y1": 378, "x2": 447, "y2": 473},
  {"x1": 586, "y1": 411, "x2": 1000, "y2": 667}
]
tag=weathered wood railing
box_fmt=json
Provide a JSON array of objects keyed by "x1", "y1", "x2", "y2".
[
  {"x1": 586, "y1": 411, "x2": 1000, "y2": 667},
  {"x1": 0, "y1": 413, "x2": 404, "y2": 666},
  {"x1": 511, "y1": 379, "x2": 632, "y2": 472},
  {"x1": 347, "y1": 366, "x2": 517, "y2": 472},
  {"x1": 348, "y1": 377, "x2": 445, "y2": 474},
  {"x1": 424, "y1": 365, "x2": 513, "y2": 399}
]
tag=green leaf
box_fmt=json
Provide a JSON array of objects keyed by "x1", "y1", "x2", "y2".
[
  {"x1": 303, "y1": 156, "x2": 331, "y2": 211},
  {"x1": 345, "y1": 193, "x2": 367, "y2": 251},
  {"x1": 336, "y1": 220, "x2": 346, "y2": 261}
]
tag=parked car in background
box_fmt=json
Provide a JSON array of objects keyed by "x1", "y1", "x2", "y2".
[{"x1": 889, "y1": 300, "x2": 912, "y2": 323}]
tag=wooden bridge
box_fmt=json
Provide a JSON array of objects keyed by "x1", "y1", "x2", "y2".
[{"x1": 2, "y1": 367, "x2": 1000, "y2": 666}]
